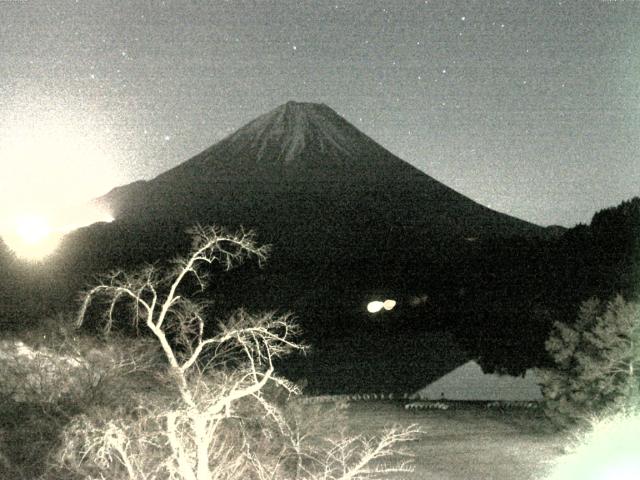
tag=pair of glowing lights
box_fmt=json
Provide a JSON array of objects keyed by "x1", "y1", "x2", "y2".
[{"x1": 366, "y1": 299, "x2": 397, "y2": 313}]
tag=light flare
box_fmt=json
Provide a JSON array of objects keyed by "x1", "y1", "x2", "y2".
[
  {"x1": 2, "y1": 213, "x2": 61, "y2": 260},
  {"x1": 0, "y1": 107, "x2": 121, "y2": 261},
  {"x1": 15, "y1": 214, "x2": 52, "y2": 245},
  {"x1": 383, "y1": 299, "x2": 397, "y2": 311},
  {"x1": 367, "y1": 299, "x2": 397, "y2": 313},
  {"x1": 367, "y1": 301, "x2": 385, "y2": 313},
  {"x1": 1, "y1": 207, "x2": 114, "y2": 261}
]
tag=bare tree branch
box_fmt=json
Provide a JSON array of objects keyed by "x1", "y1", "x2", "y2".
[{"x1": 60, "y1": 225, "x2": 419, "y2": 480}]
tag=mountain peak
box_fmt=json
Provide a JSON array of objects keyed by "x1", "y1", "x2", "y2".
[
  {"x1": 260, "y1": 100, "x2": 342, "y2": 131},
  {"x1": 215, "y1": 100, "x2": 373, "y2": 170},
  {"x1": 143, "y1": 99, "x2": 410, "y2": 190},
  {"x1": 278, "y1": 100, "x2": 336, "y2": 117},
  {"x1": 283, "y1": 100, "x2": 325, "y2": 109}
]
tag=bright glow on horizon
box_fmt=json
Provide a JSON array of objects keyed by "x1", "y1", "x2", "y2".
[
  {"x1": 1, "y1": 127, "x2": 119, "y2": 207},
  {"x1": 1, "y1": 207, "x2": 115, "y2": 261},
  {"x1": 54, "y1": 204, "x2": 115, "y2": 233},
  {"x1": 0, "y1": 105, "x2": 122, "y2": 214},
  {"x1": 15, "y1": 214, "x2": 51, "y2": 245},
  {"x1": 2, "y1": 213, "x2": 62, "y2": 260},
  {"x1": 0, "y1": 105, "x2": 121, "y2": 260}
]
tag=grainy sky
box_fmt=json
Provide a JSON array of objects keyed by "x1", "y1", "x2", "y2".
[{"x1": 1, "y1": 0, "x2": 639, "y2": 227}]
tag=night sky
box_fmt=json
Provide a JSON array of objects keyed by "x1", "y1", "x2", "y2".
[{"x1": 1, "y1": 0, "x2": 639, "y2": 228}]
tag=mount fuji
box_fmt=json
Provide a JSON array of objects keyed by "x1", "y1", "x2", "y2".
[{"x1": 97, "y1": 101, "x2": 543, "y2": 245}]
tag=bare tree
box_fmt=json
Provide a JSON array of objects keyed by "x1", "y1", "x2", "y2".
[{"x1": 55, "y1": 225, "x2": 420, "y2": 480}]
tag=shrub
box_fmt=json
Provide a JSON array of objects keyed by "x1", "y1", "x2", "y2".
[{"x1": 0, "y1": 312, "x2": 164, "y2": 479}]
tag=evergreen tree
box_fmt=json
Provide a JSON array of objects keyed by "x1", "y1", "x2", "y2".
[{"x1": 538, "y1": 295, "x2": 640, "y2": 427}]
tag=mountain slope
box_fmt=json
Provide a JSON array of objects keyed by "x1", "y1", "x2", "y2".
[{"x1": 97, "y1": 101, "x2": 542, "y2": 247}]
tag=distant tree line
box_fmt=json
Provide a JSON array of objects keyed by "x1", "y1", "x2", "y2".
[{"x1": 455, "y1": 197, "x2": 640, "y2": 374}]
